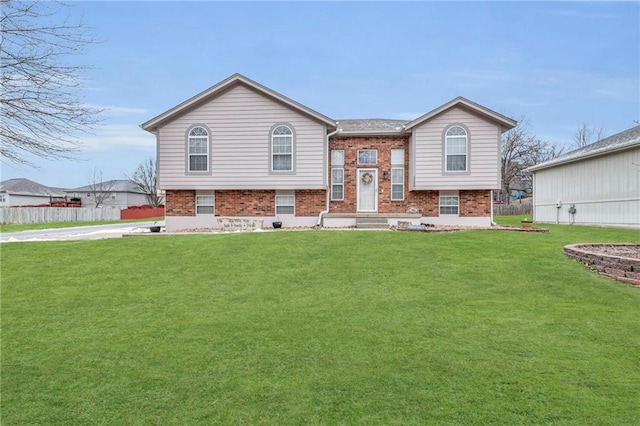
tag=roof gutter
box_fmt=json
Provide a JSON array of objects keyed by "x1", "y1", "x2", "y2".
[{"x1": 316, "y1": 123, "x2": 341, "y2": 228}]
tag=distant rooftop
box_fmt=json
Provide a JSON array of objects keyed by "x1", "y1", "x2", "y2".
[
  {"x1": 529, "y1": 125, "x2": 640, "y2": 171},
  {"x1": 337, "y1": 119, "x2": 409, "y2": 133},
  {"x1": 0, "y1": 178, "x2": 66, "y2": 196},
  {"x1": 67, "y1": 179, "x2": 146, "y2": 193}
]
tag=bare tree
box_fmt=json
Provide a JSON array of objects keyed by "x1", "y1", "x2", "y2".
[
  {"x1": 573, "y1": 123, "x2": 604, "y2": 149},
  {"x1": 87, "y1": 168, "x2": 115, "y2": 207},
  {"x1": 0, "y1": 0, "x2": 102, "y2": 165},
  {"x1": 128, "y1": 158, "x2": 163, "y2": 207},
  {"x1": 501, "y1": 117, "x2": 564, "y2": 204}
]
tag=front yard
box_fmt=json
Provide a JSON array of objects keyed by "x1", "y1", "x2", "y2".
[{"x1": 2, "y1": 222, "x2": 639, "y2": 424}]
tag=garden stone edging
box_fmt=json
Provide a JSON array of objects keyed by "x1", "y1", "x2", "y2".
[{"x1": 564, "y1": 243, "x2": 640, "y2": 286}]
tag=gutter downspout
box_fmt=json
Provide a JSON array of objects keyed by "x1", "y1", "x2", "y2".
[{"x1": 316, "y1": 123, "x2": 341, "y2": 229}]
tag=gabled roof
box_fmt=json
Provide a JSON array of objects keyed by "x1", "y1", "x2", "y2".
[
  {"x1": 141, "y1": 73, "x2": 337, "y2": 133},
  {"x1": 0, "y1": 178, "x2": 65, "y2": 196},
  {"x1": 67, "y1": 179, "x2": 146, "y2": 194},
  {"x1": 403, "y1": 96, "x2": 517, "y2": 132},
  {"x1": 529, "y1": 125, "x2": 640, "y2": 172}
]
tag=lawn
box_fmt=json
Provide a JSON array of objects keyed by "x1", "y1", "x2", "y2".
[
  {"x1": 0, "y1": 217, "x2": 164, "y2": 233},
  {"x1": 2, "y1": 222, "x2": 639, "y2": 424}
]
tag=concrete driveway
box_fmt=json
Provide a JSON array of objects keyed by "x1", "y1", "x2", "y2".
[{"x1": 0, "y1": 221, "x2": 164, "y2": 243}]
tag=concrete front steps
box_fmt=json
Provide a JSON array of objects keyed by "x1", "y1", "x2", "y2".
[
  {"x1": 322, "y1": 213, "x2": 422, "y2": 229},
  {"x1": 356, "y1": 215, "x2": 390, "y2": 229}
]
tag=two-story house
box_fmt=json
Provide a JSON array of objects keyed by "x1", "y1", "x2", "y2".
[{"x1": 141, "y1": 74, "x2": 516, "y2": 232}]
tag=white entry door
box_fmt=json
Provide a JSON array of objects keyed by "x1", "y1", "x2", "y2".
[{"x1": 357, "y1": 169, "x2": 378, "y2": 212}]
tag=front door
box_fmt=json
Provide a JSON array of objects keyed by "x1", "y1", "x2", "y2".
[{"x1": 357, "y1": 169, "x2": 378, "y2": 212}]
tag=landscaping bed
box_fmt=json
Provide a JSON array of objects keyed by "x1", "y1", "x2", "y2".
[{"x1": 564, "y1": 243, "x2": 640, "y2": 286}]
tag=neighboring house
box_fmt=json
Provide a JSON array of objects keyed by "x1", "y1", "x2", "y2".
[
  {"x1": 528, "y1": 125, "x2": 640, "y2": 228},
  {"x1": 66, "y1": 180, "x2": 150, "y2": 208},
  {"x1": 510, "y1": 170, "x2": 532, "y2": 201},
  {"x1": 141, "y1": 73, "x2": 517, "y2": 232},
  {"x1": 0, "y1": 178, "x2": 65, "y2": 207}
]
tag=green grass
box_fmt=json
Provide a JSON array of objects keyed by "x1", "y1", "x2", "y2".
[
  {"x1": 2, "y1": 225, "x2": 639, "y2": 424},
  {"x1": 0, "y1": 217, "x2": 164, "y2": 233}
]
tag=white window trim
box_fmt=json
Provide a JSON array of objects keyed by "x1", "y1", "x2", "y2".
[
  {"x1": 357, "y1": 149, "x2": 378, "y2": 165},
  {"x1": 196, "y1": 193, "x2": 215, "y2": 215},
  {"x1": 270, "y1": 123, "x2": 296, "y2": 174},
  {"x1": 275, "y1": 193, "x2": 295, "y2": 216},
  {"x1": 331, "y1": 150, "x2": 345, "y2": 166},
  {"x1": 391, "y1": 149, "x2": 404, "y2": 201},
  {"x1": 443, "y1": 124, "x2": 469, "y2": 174},
  {"x1": 439, "y1": 192, "x2": 460, "y2": 216},
  {"x1": 187, "y1": 125, "x2": 211, "y2": 174},
  {"x1": 391, "y1": 167, "x2": 404, "y2": 201},
  {"x1": 331, "y1": 168, "x2": 344, "y2": 201}
]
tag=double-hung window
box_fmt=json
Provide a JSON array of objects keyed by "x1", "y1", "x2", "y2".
[
  {"x1": 331, "y1": 150, "x2": 344, "y2": 200},
  {"x1": 445, "y1": 126, "x2": 468, "y2": 172},
  {"x1": 196, "y1": 194, "x2": 214, "y2": 215},
  {"x1": 272, "y1": 125, "x2": 293, "y2": 172},
  {"x1": 275, "y1": 194, "x2": 295, "y2": 215},
  {"x1": 188, "y1": 126, "x2": 209, "y2": 172},
  {"x1": 439, "y1": 194, "x2": 459, "y2": 215},
  {"x1": 391, "y1": 149, "x2": 404, "y2": 200}
]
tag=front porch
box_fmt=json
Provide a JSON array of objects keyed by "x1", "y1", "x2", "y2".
[{"x1": 322, "y1": 213, "x2": 422, "y2": 229}]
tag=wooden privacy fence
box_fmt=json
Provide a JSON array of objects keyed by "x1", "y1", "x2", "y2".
[
  {"x1": 0, "y1": 207, "x2": 121, "y2": 224},
  {"x1": 493, "y1": 202, "x2": 533, "y2": 216}
]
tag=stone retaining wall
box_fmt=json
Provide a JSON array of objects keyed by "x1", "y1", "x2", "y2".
[{"x1": 564, "y1": 244, "x2": 640, "y2": 286}]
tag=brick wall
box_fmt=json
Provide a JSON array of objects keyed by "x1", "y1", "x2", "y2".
[
  {"x1": 295, "y1": 190, "x2": 326, "y2": 216},
  {"x1": 460, "y1": 190, "x2": 492, "y2": 217},
  {"x1": 216, "y1": 190, "x2": 275, "y2": 216},
  {"x1": 329, "y1": 135, "x2": 413, "y2": 214},
  {"x1": 166, "y1": 190, "x2": 195, "y2": 216},
  {"x1": 166, "y1": 189, "x2": 326, "y2": 217}
]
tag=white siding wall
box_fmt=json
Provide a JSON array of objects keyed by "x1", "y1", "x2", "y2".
[
  {"x1": 157, "y1": 84, "x2": 327, "y2": 190},
  {"x1": 411, "y1": 107, "x2": 501, "y2": 190},
  {"x1": 71, "y1": 192, "x2": 148, "y2": 208},
  {"x1": 533, "y1": 147, "x2": 640, "y2": 227},
  {"x1": 3, "y1": 194, "x2": 53, "y2": 207}
]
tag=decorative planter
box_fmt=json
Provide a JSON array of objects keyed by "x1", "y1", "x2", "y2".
[
  {"x1": 521, "y1": 220, "x2": 533, "y2": 229},
  {"x1": 150, "y1": 226, "x2": 161, "y2": 233},
  {"x1": 272, "y1": 221, "x2": 282, "y2": 229}
]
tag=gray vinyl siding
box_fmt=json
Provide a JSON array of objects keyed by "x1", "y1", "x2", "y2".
[
  {"x1": 157, "y1": 84, "x2": 326, "y2": 190},
  {"x1": 411, "y1": 107, "x2": 501, "y2": 190},
  {"x1": 532, "y1": 147, "x2": 640, "y2": 227}
]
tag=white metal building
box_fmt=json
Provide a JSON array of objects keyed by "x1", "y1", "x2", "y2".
[{"x1": 528, "y1": 125, "x2": 639, "y2": 228}]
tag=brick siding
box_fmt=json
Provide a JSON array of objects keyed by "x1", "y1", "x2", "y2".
[
  {"x1": 295, "y1": 190, "x2": 326, "y2": 216},
  {"x1": 166, "y1": 189, "x2": 326, "y2": 217},
  {"x1": 216, "y1": 190, "x2": 275, "y2": 216},
  {"x1": 460, "y1": 190, "x2": 492, "y2": 217},
  {"x1": 166, "y1": 190, "x2": 195, "y2": 216}
]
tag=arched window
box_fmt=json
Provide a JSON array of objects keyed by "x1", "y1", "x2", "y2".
[
  {"x1": 271, "y1": 125, "x2": 293, "y2": 172},
  {"x1": 188, "y1": 126, "x2": 209, "y2": 172},
  {"x1": 445, "y1": 125, "x2": 468, "y2": 171}
]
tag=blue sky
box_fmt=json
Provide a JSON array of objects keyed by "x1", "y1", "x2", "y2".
[{"x1": 2, "y1": 1, "x2": 639, "y2": 188}]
